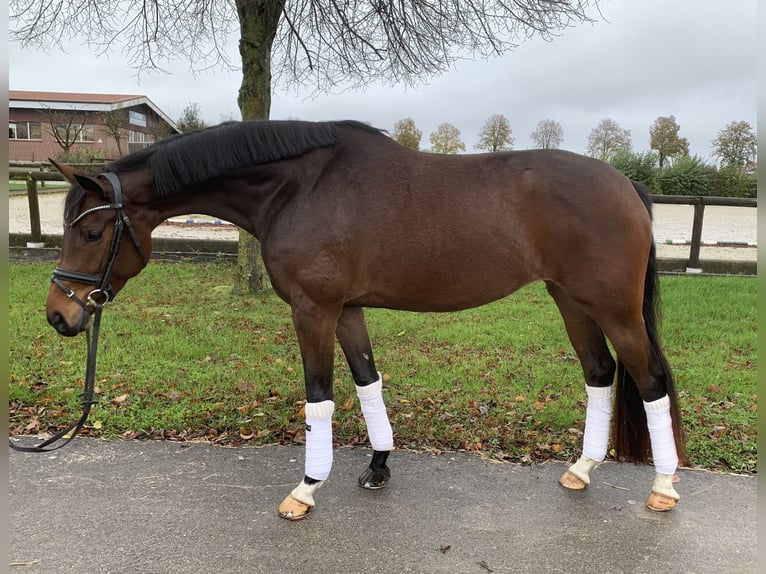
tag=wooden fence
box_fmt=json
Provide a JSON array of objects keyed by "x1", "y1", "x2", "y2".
[
  {"x1": 649, "y1": 195, "x2": 756, "y2": 269},
  {"x1": 9, "y1": 165, "x2": 757, "y2": 270}
]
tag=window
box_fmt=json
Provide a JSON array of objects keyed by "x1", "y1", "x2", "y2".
[
  {"x1": 128, "y1": 130, "x2": 147, "y2": 143},
  {"x1": 80, "y1": 124, "x2": 95, "y2": 142},
  {"x1": 54, "y1": 123, "x2": 95, "y2": 143},
  {"x1": 127, "y1": 129, "x2": 150, "y2": 153},
  {"x1": 9, "y1": 121, "x2": 42, "y2": 140}
]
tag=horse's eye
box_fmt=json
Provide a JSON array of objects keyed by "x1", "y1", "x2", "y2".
[{"x1": 83, "y1": 229, "x2": 103, "y2": 242}]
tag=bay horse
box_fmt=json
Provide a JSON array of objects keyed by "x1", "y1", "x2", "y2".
[{"x1": 46, "y1": 120, "x2": 685, "y2": 520}]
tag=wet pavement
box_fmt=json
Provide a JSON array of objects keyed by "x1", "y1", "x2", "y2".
[{"x1": 8, "y1": 438, "x2": 757, "y2": 573}]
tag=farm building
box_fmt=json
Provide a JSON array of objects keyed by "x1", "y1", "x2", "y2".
[{"x1": 9, "y1": 90, "x2": 179, "y2": 163}]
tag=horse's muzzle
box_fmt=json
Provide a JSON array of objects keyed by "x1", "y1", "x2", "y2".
[{"x1": 47, "y1": 309, "x2": 90, "y2": 337}]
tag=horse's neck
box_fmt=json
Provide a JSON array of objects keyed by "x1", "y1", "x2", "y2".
[{"x1": 144, "y1": 164, "x2": 304, "y2": 239}]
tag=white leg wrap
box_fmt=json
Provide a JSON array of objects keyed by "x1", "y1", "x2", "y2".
[
  {"x1": 651, "y1": 473, "x2": 679, "y2": 500},
  {"x1": 356, "y1": 374, "x2": 394, "y2": 451},
  {"x1": 582, "y1": 384, "x2": 613, "y2": 462},
  {"x1": 643, "y1": 395, "x2": 679, "y2": 476},
  {"x1": 290, "y1": 479, "x2": 322, "y2": 507},
  {"x1": 567, "y1": 455, "x2": 600, "y2": 486},
  {"x1": 304, "y1": 400, "x2": 335, "y2": 481}
]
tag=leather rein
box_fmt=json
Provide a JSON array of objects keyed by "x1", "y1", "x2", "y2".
[{"x1": 10, "y1": 171, "x2": 148, "y2": 453}]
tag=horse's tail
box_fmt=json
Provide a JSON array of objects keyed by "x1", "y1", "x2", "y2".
[{"x1": 612, "y1": 181, "x2": 687, "y2": 465}]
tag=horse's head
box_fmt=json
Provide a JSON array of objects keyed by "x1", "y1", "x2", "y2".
[{"x1": 46, "y1": 160, "x2": 153, "y2": 336}]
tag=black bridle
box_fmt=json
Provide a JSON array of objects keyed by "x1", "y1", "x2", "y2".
[
  {"x1": 51, "y1": 172, "x2": 148, "y2": 307},
  {"x1": 10, "y1": 171, "x2": 148, "y2": 453}
]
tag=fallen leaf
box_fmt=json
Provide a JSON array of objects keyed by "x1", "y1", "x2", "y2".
[
  {"x1": 24, "y1": 417, "x2": 40, "y2": 432},
  {"x1": 340, "y1": 398, "x2": 354, "y2": 412},
  {"x1": 111, "y1": 394, "x2": 128, "y2": 405}
]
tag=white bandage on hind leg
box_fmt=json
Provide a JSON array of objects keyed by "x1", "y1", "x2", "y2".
[
  {"x1": 643, "y1": 395, "x2": 679, "y2": 476},
  {"x1": 304, "y1": 400, "x2": 335, "y2": 481},
  {"x1": 582, "y1": 384, "x2": 613, "y2": 462},
  {"x1": 356, "y1": 374, "x2": 394, "y2": 451}
]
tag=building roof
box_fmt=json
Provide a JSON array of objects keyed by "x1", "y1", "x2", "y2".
[{"x1": 9, "y1": 90, "x2": 178, "y2": 131}]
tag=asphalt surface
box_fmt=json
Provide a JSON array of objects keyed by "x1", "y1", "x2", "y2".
[{"x1": 8, "y1": 438, "x2": 757, "y2": 574}]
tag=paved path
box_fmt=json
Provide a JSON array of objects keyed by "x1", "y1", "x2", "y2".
[{"x1": 8, "y1": 439, "x2": 756, "y2": 573}]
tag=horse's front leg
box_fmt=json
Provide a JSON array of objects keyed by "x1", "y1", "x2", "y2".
[
  {"x1": 277, "y1": 300, "x2": 339, "y2": 521},
  {"x1": 336, "y1": 306, "x2": 393, "y2": 489}
]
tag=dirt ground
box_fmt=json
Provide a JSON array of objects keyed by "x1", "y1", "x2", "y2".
[{"x1": 9, "y1": 191, "x2": 757, "y2": 262}]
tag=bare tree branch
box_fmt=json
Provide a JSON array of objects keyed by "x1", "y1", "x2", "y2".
[{"x1": 11, "y1": 0, "x2": 597, "y2": 88}]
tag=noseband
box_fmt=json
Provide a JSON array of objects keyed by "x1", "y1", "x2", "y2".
[
  {"x1": 10, "y1": 171, "x2": 148, "y2": 453},
  {"x1": 51, "y1": 171, "x2": 148, "y2": 309}
]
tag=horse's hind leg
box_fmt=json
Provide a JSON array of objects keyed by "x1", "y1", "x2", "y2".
[
  {"x1": 545, "y1": 282, "x2": 616, "y2": 490},
  {"x1": 601, "y1": 321, "x2": 682, "y2": 511},
  {"x1": 336, "y1": 306, "x2": 393, "y2": 489}
]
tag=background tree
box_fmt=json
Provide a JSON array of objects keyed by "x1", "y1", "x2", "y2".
[
  {"x1": 587, "y1": 118, "x2": 631, "y2": 161},
  {"x1": 710, "y1": 165, "x2": 757, "y2": 198},
  {"x1": 608, "y1": 149, "x2": 658, "y2": 187},
  {"x1": 39, "y1": 107, "x2": 86, "y2": 155},
  {"x1": 653, "y1": 155, "x2": 715, "y2": 196},
  {"x1": 712, "y1": 121, "x2": 757, "y2": 171},
  {"x1": 11, "y1": 0, "x2": 600, "y2": 293},
  {"x1": 649, "y1": 115, "x2": 689, "y2": 169},
  {"x1": 148, "y1": 121, "x2": 174, "y2": 143},
  {"x1": 474, "y1": 114, "x2": 514, "y2": 152},
  {"x1": 530, "y1": 119, "x2": 564, "y2": 149},
  {"x1": 177, "y1": 103, "x2": 208, "y2": 133},
  {"x1": 392, "y1": 118, "x2": 423, "y2": 150},
  {"x1": 103, "y1": 109, "x2": 130, "y2": 157},
  {"x1": 429, "y1": 123, "x2": 466, "y2": 154}
]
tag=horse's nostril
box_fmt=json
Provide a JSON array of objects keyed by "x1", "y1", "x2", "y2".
[{"x1": 48, "y1": 311, "x2": 77, "y2": 337}]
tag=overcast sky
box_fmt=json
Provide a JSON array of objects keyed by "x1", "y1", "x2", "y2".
[{"x1": 9, "y1": 0, "x2": 757, "y2": 162}]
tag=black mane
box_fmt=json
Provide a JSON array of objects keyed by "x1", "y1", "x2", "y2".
[{"x1": 107, "y1": 119, "x2": 383, "y2": 198}]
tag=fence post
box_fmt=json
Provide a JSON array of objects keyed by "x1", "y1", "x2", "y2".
[
  {"x1": 25, "y1": 174, "x2": 44, "y2": 246},
  {"x1": 687, "y1": 198, "x2": 705, "y2": 270}
]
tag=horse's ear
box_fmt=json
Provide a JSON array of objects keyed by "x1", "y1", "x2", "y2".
[
  {"x1": 48, "y1": 158, "x2": 83, "y2": 185},
  {"x1": 73, "y1": 173, "x2": 110, "y2": 200},
  {"x1": 48, "y1": 158, "x2": 108, "y2": 199}
]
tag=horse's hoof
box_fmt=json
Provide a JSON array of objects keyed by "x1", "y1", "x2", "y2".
[
  {"x1": 278, "y1": 494, "x2": 313, "y2": 521},
  {"x1": 559, "y1": 470, "x2": 588, "y2": 490},
  {"x1": 358, "y1": 465, "x2": 390, "y2": 490},
  {"x1": 645, "y1": 491, "x2": 678, "y2": 512}
]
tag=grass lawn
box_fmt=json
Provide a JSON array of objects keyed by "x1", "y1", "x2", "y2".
[
  {"x1": 8, "y1": 261, "x2": 756, "y2": 473},
  {"x1": 9, "y1": 182, "x2": 28, "y2": 192},
  {"x1": 9, "y1": 181, "x2": 69, "y2": 193}
]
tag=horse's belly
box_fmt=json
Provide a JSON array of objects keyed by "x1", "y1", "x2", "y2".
[{"x1": 356, "y1": 255, "x2": 534, "y2": 312}]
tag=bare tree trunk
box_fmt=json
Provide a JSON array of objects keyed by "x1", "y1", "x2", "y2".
[{"x1": 232, "y1": 0, "x2": 285, "y2": 294}]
